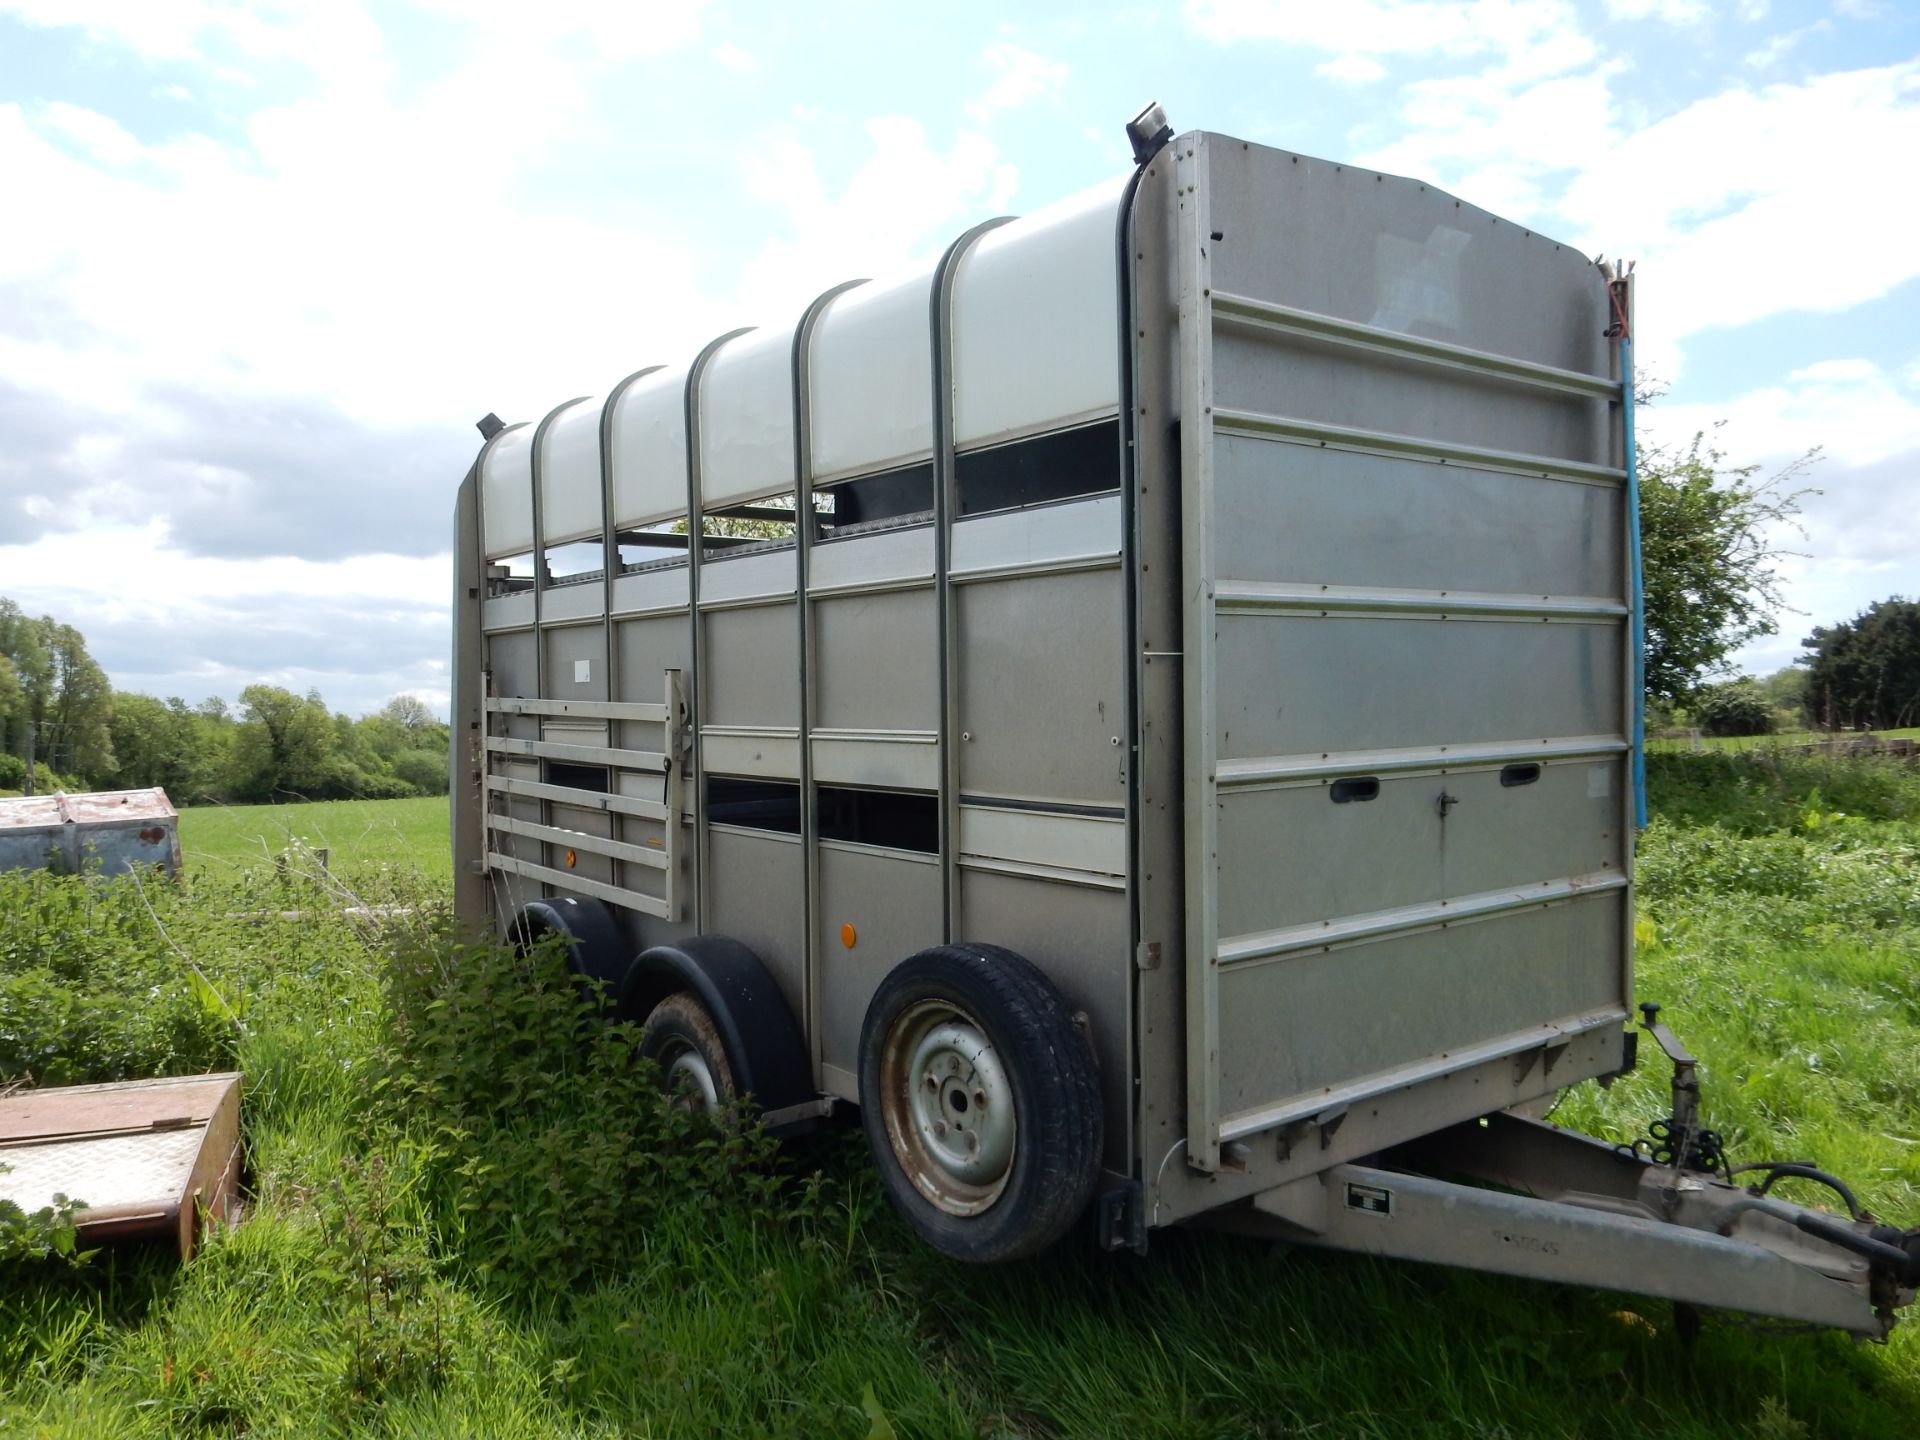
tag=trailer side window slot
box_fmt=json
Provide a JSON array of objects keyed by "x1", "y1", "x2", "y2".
[
  {"x1": 1500, "y1": 763, "x2": 1543, "y2": 788},
  {"x1": 488, "y1": 553, "x2": 538, "y2": 596},
  {"x1": 815, "y1": 461, "x2": 935, "y2": 539},
  {"x1": 544, "y1": 539, "x2": 606, "y2": 584},
  {"x1": 706, "y1": 776, "x2": 802, "y2": 834},
  {"x1": 615, "y1": 523, "x2": 693, "y2": 570},
  {"x1": 702, "y1": 491, "x2": 800, "y2": 558},
  {"x1": 546, "y1": 761, "x2": 610, "y2": 795},
  {"x1": 955, "y1": 418, "x2": 1120, "y2": 517},
  {"x1": 1329, "y1": 777, "x2": 1380, "y2": 804},
  {"x1": 817, "y1": 785, "x2": 938, "y2": 853}
]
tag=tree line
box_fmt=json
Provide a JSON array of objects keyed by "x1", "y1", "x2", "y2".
[
  {"x1": 1680, "y1": 599, "x2": 1920, "y2": 739},
  {"x1": 0, "y1": 598, "x2": 448, "y2": 803}
]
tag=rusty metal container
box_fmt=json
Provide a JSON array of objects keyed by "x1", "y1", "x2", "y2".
[
  {"x1": 0, "y1": 788, "x2": 182, "y2": 877},
  {"x1": 0, "y1": 1073, "x2": 242, "y2": 1258}
]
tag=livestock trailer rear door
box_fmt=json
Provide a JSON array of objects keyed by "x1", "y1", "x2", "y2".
[{"x1": 1173, "y1": 135, "x2": 1634, "y2": 1174}]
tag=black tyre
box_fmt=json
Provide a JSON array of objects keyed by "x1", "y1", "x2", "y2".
[
  {"x1": 641, "y1": 992, "x2": 737, "y2": 1115},
  {"x1": 858, "y1": 943, "x2": 1102, "y2": 1263}
]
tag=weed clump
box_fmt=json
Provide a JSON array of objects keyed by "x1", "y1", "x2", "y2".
[
  {"x1": 0, "y1": 869, "x2": 236, "y2": 1086},
  {"x1": 370, "y1": 925, "x2": 785, "y2": 1298},
  {"x1": 1647, "y1": 749, "x2": 1920, "y2": 833}
]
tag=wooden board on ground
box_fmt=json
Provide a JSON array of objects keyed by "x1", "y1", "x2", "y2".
[{"x1": 0, "y1": 1072, "x2": 242, "y2": 1258}]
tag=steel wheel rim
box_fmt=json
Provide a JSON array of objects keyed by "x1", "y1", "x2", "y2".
[
  {"x1": 657, "y1": 1037, "x2": 720, "y2": 1113},
  {"x1": 879, "y1": 998, "x2": 1016, "y2": 1216}
]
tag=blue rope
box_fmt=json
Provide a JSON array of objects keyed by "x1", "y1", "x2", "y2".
[{"x1": 1622, "y1": 334, "x2": 1648, "y2": 830}]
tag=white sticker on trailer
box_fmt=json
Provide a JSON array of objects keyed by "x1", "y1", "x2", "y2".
[{"x1": 1587, "y1": 763, "x2": 1611, "y2": 799}]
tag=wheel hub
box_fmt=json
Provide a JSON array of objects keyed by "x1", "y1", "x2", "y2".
[
  {"x1": 659, "y1": 1040, "x2": 720, "y2": 1113},
  {"x1": 882, "y1": 1002, "x2": 1016, "y2": 1215}
]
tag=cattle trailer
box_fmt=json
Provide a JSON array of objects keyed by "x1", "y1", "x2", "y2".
[{"x1": 452, "y1": 110, "x2": 1919, "y2": 1331}]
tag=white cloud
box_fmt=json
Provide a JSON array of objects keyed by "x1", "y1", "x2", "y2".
[
  {"x1": 712, "y1": 41, "x2": 757, "y2": 74},
  {"x1": 0, "y1": 522, "x2": 451, "y2": 713},
  {"x1": 1745, "y1": 20, "x2": 1830, "y2": 68},
  {"x1": 1559, "y1": 61, "x2": 1920, "y2": 368},
  {"x1": 1358, "y1": 56, "x2": 1619, "y2": 220},
  {"x1": 1186, "y1": 0, "x2": 1586, "y2": 62},
  {"x1": 408, "y1": 0, "x2": 712, "y2": 61},
  {"x1": 0, "y1": 1, "x2": 391, "y2": 87},
  {"x1": 30, "y1": 100, "x2": 145, "y2": 166},
  {"x1": 966, "y1": 42, "x2": 1069, "y2": 123},
  {"x1": 734, "y1": 117, "x2": 1018, "y2": 316},
  {"x1": 1606, "y1": 0, "x2": 1708, "y2": 22},
  {"x1": 1316, "y1": 54, "x2": 1388, "y2": 84},
  {"x1": 1646, "y1": 356, "x2": 1920, "y2": 471},
  {"x1": 1642, "y1": 357, "x2": 1920, "y2": 671}
]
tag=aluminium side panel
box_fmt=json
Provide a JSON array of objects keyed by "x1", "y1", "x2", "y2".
[{"x1": 1173, "y1": 134, "x2": 1631, "y2": 1184}]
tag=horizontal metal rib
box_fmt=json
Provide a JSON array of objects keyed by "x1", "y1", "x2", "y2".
[
  {"x1": 1214, "y1": 580, "x2": 1626, "y2": 623},
  {"x1": 811, "y1": 727, "x2": 937, "y2": 746},
  {"x1": 1219, "y1": 736, "x2": 1628, "y2": 788},
  {"x1": 1213, "y1": 408, "x2": 1627, "y2": 487},
  {"x1": 485, "y1": 775, "x2": 669, "y2": 821},
  {"x1": 487, "y1": 814, "x2": 669, "y2": 869},
  {"x1": 486, "y1": 853, "x2": 669, "y2": 919},
  {"x1": 954, "y1": 855, "x2": 1127, "y2": 892},
  {"x1": 486, "y1": 696, "x2": 669, "y2": 722},
  {"x1": 1217, "y1": 1010, "x2": 1626, "y2": 1142},
  {"x1": 484, "y1": 735, "x2": 667, "y2": 771},
  {"x1": 1211, "y1": 292, "x2": 1621, "y2": 401},
  {"x1": 1218, "y1": 872, "x2": 1628, "y2": 969},
  {"x1": 948, "y1": 552, "x2": 1122, "y2": 585}
]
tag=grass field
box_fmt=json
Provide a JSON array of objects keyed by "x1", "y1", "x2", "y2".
[
  {"x1": 4, "y1": 754, "x2": 1919, "y2": 1437},
  {"x1": 178, "y1": 796, "x2": 450, "y2": 879},
  {"x1": 1647, "y1": 725, "x2": 1920, "y2": 754}
]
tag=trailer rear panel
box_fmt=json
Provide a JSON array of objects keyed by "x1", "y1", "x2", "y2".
[{"x1": 1166, "y1": 136, "x2": 1632, "y2": 1176}]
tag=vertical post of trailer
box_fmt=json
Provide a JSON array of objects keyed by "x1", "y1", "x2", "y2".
[{"x1": 1608, "y1": 266, "x2": 1647, "y2": 831}]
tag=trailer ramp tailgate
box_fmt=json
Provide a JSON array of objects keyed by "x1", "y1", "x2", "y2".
[{"x1": 1176, "y1": 135, "x2": 1632, "y2": 1172}]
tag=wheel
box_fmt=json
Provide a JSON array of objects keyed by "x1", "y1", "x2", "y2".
[
  {"x1": 641, "y1": 992, "x2": 737, "y2": 1115},
  {"x1": 858, "y1": 943, "x2": 1102, "y2": 1263}
]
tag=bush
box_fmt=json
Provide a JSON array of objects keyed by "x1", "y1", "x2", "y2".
[
  {"x1": 1689, "y1": 678, "x2": 1776, "y2": 737},
  {"x1": 372, "y1": 928, "x2": 784, "y2": 1298}
]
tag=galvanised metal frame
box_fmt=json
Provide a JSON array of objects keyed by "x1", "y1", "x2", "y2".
[
  {"x1": 1174, "y1": 136, "x2": 1222, "y2": 1171},
  {"x1": 599, "y1": 364, "x2": 666, "y2": 901},
  {"x1": 793, "y1": 276, "x2": 869, "y2": 1083},
  {"x1": 682, "y1": 328, "x2": 754, "y2": 932},
  {"x1": 480, "y1": 677, "x2": 685, "y2": 920},
  {"x1": 930, "y1": 217, "x2": 1014, "y2": 940}
]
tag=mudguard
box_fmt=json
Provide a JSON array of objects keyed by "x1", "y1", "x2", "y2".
[
  {"x1": 621, "y1": 935, "x2": 818, "y2": 1133},
  {"x1": 510, "y1": 897, "x2": 632, "y2": 993}
]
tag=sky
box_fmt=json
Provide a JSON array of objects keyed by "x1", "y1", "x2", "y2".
[{"x1": 0, "y1": 0, "x2": 1916, "y2": 718}]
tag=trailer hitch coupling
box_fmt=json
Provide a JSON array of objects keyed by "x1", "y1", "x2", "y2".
[
  {"x1": 1629, "y1": 1002, "x2": 1920, "y2": 1323},
  {"x1": 1623, "y1": 1002, "x2": 1727, "y2": 1176}
]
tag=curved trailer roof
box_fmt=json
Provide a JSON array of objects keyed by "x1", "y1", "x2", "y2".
[{"x1": 478, "y1": 172, "x2": 1131, "y2": 561}]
